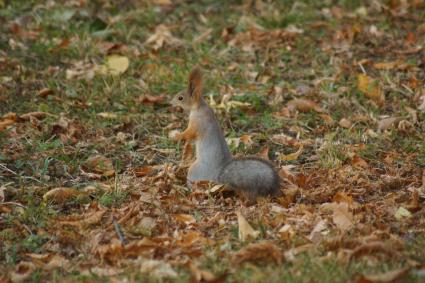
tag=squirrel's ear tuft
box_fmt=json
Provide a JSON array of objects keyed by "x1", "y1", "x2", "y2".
[{"x1": 188, "y1": 66, "x2": 202, "y2": 101}]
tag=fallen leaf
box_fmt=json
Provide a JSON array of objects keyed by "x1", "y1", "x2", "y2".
[
  {"x1": 352, "y1": 155, "x2": 369, "y2": 169},
  {"x1": 258, "y1": 146, "x2": 270, "y2": 160},
  {"x1": 0, "y1": 119, "x2": 16, "y2": 131},
  {"x1": 284, "y1": 243, "x2": 314, "y2": 261},
  {"x1": 26, "y1": 253, "x2": 70, "y2": 270},
  {"x1": 232, "y1": 241, "x2": 282, "y2": 265},
  {"x1": 319, "y1": 114, "x2": 334, "y2": 124},
  {"x1": 278, "y1": 224, "x2": 295, "y2": 241},
  {"x1": 324, "y1": 202, "x2": 354, "y2": 231},
  {"x1": 10, "y1": 262, "x2": 35, "y2": 282},
  {"x1": 145, "y1": 24, "x2": 183, "y2": 50},
  {"x1": 85, "y1": 155, "x2": 115, "y2": 177},
  {"x1": 276, "y1": 145, "x2": 303, "y2": 162},
  {"x1": 105, "y1": 55, "x2": 129, "y2": 75},
  {"x1": 308, "y1": 219, "x2": 328, "y2": 243},
  {"x1": 36, "y1": 88, "x2": 54, "y2": 98},
  {"x1": 339, "y1": 118, "x2": 352, "y2": 128},
  {"x1": 20, "y1": 111, "x2": 50, "y2": 120},
  {"x1": 133, "y1": 166, "x2": 154, "y2": 177},
  {"x1": 395, "y1": 207, "x2": 412, "y2": 220},
  {"x1": 332, "y1": 192, "x2": 353, "y2": 206},
  {"x1": 189, "y1": 262, "x2": 220, "y2": 283},
  {"x1": 59, "y1": 210, "x2": 106, "y2": 228},
  {"x1": 378, "y1": 117, "x2": 398, "y2": 131},
  {"x1": 140, "y1": 259, "x2": 177, "y2": 279},
  {"x1": 350, "y1": 242, "x2": 394, "y2": 261},
  {"x1": 287, "y1": 99, "x2": 323, "y2": 112},
  {"x1": 373, "y1": 61, "x2": 400, "y2": 70},
  {"x1": 357, "y1": 74, "x2": 385, "y2": 106},
  {"x1": 139, "y1": 94, "x2": 166, "y2": 105},
  {"x1": 240, "y1": 134, "x2": 253, "y2": 146},
  {"x1": 358, "y1": 267, "x2": 410, "y2": 283},
  {"x1": 43, "y1": 187, "x2": 85, "y2": 204},
  {"x1": 173, "y1": 214, "x2": 196, "y2": 225},
  {"x1": 237, "y1": 211, "x2": 259, "y2": 241}
]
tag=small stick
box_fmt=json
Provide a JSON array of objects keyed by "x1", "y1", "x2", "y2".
[{"x1": 112, "y1": 215, "x2": 126, "y2": 245}]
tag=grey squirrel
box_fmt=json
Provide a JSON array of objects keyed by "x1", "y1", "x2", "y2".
[{"x1": 169, "y1": 67, "x2": 281, "y2": 200}]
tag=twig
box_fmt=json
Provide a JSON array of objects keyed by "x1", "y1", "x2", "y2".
[
  {"x1": 112, "y1": 215, "x2": 127, "y2": 245},
  {"x1": 0, "y1": 163, "x2": 18, "y2": 175},
  {"x1": 358, "y1": 62, "x2": 367, "y2": 74}
]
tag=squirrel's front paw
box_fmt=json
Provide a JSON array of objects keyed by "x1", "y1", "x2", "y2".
[{"x1": 169, "y1": 130, "x2": 181, "y2": 141}]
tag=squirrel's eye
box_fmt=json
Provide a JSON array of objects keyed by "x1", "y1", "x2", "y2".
[{"x1": 178, "y1": 96, "x2": 183, "y2": 101}]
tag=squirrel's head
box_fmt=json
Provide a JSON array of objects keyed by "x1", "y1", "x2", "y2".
[{"x1": 171, "y1": 67, "x2": 202, "y2": 111}]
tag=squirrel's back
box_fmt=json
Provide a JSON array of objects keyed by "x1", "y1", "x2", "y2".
[{"x1": 218, "y1": 157, "x2": 281, "y2": 199}]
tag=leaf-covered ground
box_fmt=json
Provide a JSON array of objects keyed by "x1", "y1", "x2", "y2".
[{"x1": 1, "y1": 0, "x2": 425, "y2": 282}]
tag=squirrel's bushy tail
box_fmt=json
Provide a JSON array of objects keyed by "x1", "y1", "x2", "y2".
[{"x1": 218, "y1": 157, "x2": 281, "y2": 199}]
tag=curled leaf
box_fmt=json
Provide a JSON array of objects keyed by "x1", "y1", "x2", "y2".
[
  {"x1": 232, "y1": 241, "x2": 282, "y2": 265},
  {"x1": 43, "y1": 187, "x2": 86, "y2": 204},
  {"x1": 287, "y1": 99, "x2": 323, "y2": 112},
  {"x1": 236, "y1": 211, "x2": 259, "y2": 241},
  {"x1": 276, "y1": 145, "x2": 303, "y2": 162}
]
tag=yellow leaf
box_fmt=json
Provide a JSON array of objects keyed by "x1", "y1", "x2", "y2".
[
  {"x1": 276, "y1": 145, "x2": 303, "y2": 161},
  {"x1": 236, "y1": 211, "x2": 259, "y2": 241},
  {"x1": 106, "y1": 55, "x2": 129, "y2": 75},
  {"x1": 357, "y1": 74, "x2": 385, "y2": 106}
]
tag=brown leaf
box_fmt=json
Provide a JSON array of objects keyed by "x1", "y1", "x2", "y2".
[
  {"x1": 350, "y1": 242, "x2": 395, "y2": 261},
  {"x1": 43, "y1": 187, "x2": 85, "y2": 204},
  {"x1": 352, "y1": 155, "x2": 369, "y2": 169},
  {"x1": 85, "y1": 155, "x2": 115, "y2": 177},
  {"x1": 258, "y1": 146, "x2": 270, "y2": 160},
  {"x1": 236, "y1": 211, "x2": 259, "y2": 241},
  {"x1": 232, "y1": 241, "x2": 283, "y2": 265},
  {"x1": 189, "y1": 262, "x2": 220, "y2": 283},
  {"x1": 0, "y1": 119, "x2": 16, "y2": 131},
  {"x1": 140, "y1": 259, "x2": 177, "y2": 279},
  {"x1": 319, "y1": 114, "x2": 334, "y2": 124},
  {"x1": 373, "y1": 61, "x2": 400, "y2": 70},
  {"x1": 358, "y1": 267, "x2": 410, "y2": 283},
  {"x1": 287, "y1": 99, "x2": 323, "y2": 112},
  {"x1": 276, "y1": 145, "x2": 303, "y2": 162},
  {"x1": 20, "y1": 111, "x2": 50, "y2": 121},
  {"x1": 10, "y1": 262, "x2": 36, "y2": 282},
  {"x1": 240, "y1": 134, "x2": 253, "y2": 146},
  {"x1": 36, "y1": 88, "x2": 54, "y2": 98},
  {"x1": 145, "y1": 24, "x2": 183, "y2": 50},
  {"x1": 284, "y1": 243, "x2": 314, "y2": 261},
  {"x1": 330, "y1": 203, "x2": 354, "y2": 231},
  {"x1": 139, "y1": 94, "x2": 166, "y2": 105},
  {"x1": 378, "y1": 117, "x2": 398, "y2": 131},
  {"x1": 332, "y1": 192, "x2": 353, "y2": 206},
  {"x1": 26, "y1": 253, "x2": 70, "y2": 270},
  {"x1": 59, "y1": 210, "x2": 106, "y2": 228},
  {"x1": 133, "y1": 166, "x2": 154, "y2": 177},
  {"x1": 173, "y1": 214, "x2": 196, "y2": 225},
  {"x1": 357, "y1": 74, "x2": 385, "y2": 106},
  {"x1": 339, "y1": 118, "x2": 352, "y2": 128}
]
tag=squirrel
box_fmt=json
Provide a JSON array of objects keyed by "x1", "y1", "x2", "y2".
[{"x1": 169, "y1": 67, "x2": 281, "y2": 200}]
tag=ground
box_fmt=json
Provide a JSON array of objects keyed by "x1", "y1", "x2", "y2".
[{"x1": 0, "y1": 0, "x2": 425, "y2": 282}]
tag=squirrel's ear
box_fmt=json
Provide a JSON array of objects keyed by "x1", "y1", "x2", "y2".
[{"x1": 188, "y1": 67, "x2": 202, "y2": 102}]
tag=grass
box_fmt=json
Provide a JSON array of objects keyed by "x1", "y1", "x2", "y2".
[{"x1": 1, "y1": 0, "x2": 425, "y2": 282}]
